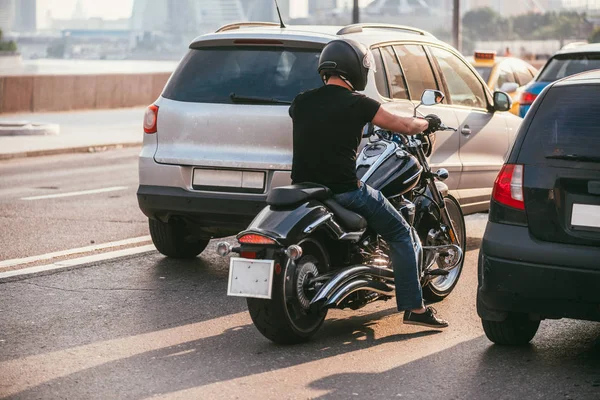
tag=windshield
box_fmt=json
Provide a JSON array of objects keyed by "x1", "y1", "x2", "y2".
[
  {"x1": 537, "y1": 53, "x2": 600, "y2": 82},
  {"x1": 522, "y1": 85, "x2": 600, "y2": 161},
  {"x1": 474, "y1": 66, "x2": 492, "y2": 83},
  {"x1": 163, "y1": 46, "x2": 323, "y2": 104}
]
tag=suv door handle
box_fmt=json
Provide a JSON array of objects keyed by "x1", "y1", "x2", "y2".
[{"x1": 461, "y1": 125, "x2": 472, "y2": 135}]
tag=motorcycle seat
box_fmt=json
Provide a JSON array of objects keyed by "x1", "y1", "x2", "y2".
[
  {"x1": 323, "y1": 199, "x2": 368, "y2": 231},
  {"x1": 267, "y1": 183, "x2": 333, "y2": 207}
]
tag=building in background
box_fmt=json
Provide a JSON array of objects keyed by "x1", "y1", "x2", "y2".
[
  {"x1": 0, "y1": 0, "x2": 15, "y2": 32},
  {"x1": 131, "y1": 0, "x2": 248, "y2": 35},
  {"x1": 308, "y1": 0, "x2": 336, "y2": 18},
  {"x1": 463, "y1": 0, "x2": 566, "y2": 15},
  {"x1": 14, "y1": 0, "x2": 37, "y2": 32},
  {"x1": 561, "y1": 0, "x2": 600, "y2": 11},
  {"x1": 239, "y1": 0, "x2": 289, "y2": 22}
]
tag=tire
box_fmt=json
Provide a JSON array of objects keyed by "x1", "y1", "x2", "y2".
[
  {"x1": 247, "y1": 238, "x2": 329, "y2": 344},
  {"x1": 422, "y1": 194, "x2": 466, "y2": 301},
  {"x1": 482, "y1": 314, "x2": 540, "y2": 345},
  {"x1": 149, "y1": 218, "x2": 209, "y2": 259}
]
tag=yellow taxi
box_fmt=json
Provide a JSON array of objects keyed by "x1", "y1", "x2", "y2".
[{"x1": 467, "y1": 51, "x2": 538, "y2": 116}]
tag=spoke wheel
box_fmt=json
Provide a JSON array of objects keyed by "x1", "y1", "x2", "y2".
[{"x1": 423, "y1": 195, "x2": 466, "y2": 301}]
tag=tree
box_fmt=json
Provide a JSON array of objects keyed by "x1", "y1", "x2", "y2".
[
  {"x1": 590, "y1": 27, "x2": 600, "y2": 43},
  {"x1": 512, "y1": 12, "x2": 553, "y2": 39},
  {"x1": 533, "y1": 11, "x2": 587, "y2": 47},
  {"x1": 462, "y1": 8, "x2": 509, "y2": 41}
]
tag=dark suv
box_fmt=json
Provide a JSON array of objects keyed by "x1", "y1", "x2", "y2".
[{"x1": 477, "y1": 69, "x2": 600, "y2": 345}]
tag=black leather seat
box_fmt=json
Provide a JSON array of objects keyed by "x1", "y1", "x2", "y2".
[
  {"x1": 267, "y1": 183, "x2": 367, "y2": 232},
  {"x1": 324, "y1": 198, "x2": 368, "y2": 231},
  {"x1": 267, "y1": 183, "x2": 333, "y2": 207}
]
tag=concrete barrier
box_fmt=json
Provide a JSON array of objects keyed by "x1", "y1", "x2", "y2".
[{"x1": 0, "y1": 72, "x2": 171, "y2": 114}]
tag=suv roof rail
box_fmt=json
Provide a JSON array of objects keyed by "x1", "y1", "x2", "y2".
[
  {"x1": 216, "y1": 22, "x2": 280, "y2": 33},
  {"x1": 336, "y1": 23, "x2": 434, "y2": 37}
]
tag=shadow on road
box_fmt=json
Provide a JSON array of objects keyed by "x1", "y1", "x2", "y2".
[
  {"x1": 9, "y1": 307, "x2": 441, "y2": 399},
  {"x1": 309, "y1": 321, "x2": 600, "y2": 399},
  {"x1": 1, "y1": 250, "x2": 246, "y2": 361}
]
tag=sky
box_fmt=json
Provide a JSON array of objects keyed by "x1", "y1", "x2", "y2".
[{"x1": 36, "y1": 0, "x2": 376, "y2": 21}]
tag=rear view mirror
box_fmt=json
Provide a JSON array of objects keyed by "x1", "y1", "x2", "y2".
[
  {"x1": 493, "y1": 91, "x2": 512, "y2": 112},
  {"x1": 362, "y1": 123, "x2": 374, "y2": 138},
  {"x1": 420, "y1": 90, "x2": 445, "y2": 106}
]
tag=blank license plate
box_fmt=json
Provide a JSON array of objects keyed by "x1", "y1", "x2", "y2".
[
  {"x1": 227, "y1": 258, "x2": 274, "y2": 299},
  {"x1": 571, "y1": 204, "x2": 600, "y2": 229}
]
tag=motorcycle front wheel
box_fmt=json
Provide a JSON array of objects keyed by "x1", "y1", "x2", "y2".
[
  {"x1": 422, "y1": 194, "x2": 466, "y2": 301},
  {"x1": 247, "y1": 237, "x2": 329, "y2": 344}
]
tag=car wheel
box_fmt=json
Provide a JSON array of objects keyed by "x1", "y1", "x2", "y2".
[
  {"x1": 149, "y1": 218, "x2": 209, "y2": 259},
  {"x1": 481, "y1": 313, "x2": 540, "y2": 345}
]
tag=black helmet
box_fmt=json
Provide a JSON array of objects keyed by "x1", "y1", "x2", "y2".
[{"x1": 317, "y1": 38, "x2": 374, "y2": 91}]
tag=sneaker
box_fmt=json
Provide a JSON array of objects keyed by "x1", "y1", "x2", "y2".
[{"x1": 403, "y1": 307, "x2": 449, "y2": 329}]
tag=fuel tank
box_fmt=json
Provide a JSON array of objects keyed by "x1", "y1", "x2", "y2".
[{"x1": 356, "y1": 141, "x2": 422, "y2": 197}]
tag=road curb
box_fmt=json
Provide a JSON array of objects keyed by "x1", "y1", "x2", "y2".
[{"x1": 0, "y1": 142, "x2": 142, "y2": 160}]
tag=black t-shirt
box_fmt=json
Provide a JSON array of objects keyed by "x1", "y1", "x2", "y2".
[{"x1": 289, "y1": 85, "x2": 381, "y2": 194}]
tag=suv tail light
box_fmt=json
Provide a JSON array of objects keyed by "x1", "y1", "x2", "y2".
[
  {"x1": 144, "y1": 104, "x2": 159, "y2": 133},
  {"x1": 520, "y1": 92, "x2": 537, "y2": 106},
  {"x1": 238, "y1": 234, "x2": 276, "y2": 245},
  {"x1": 493, "y1": 164, "x2": 524, "y2": 210}
]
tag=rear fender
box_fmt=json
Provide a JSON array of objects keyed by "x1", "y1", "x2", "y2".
[{"x1": 239, "y1": 200, "x2": 331, "y2": 246}]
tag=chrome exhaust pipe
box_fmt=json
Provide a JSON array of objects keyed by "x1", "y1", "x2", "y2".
[
  {"x1": 323, "y1": 279, "x2": 395, "y2": 309},
  {"x1": 310, "y1": 264, "x2": 394, "y2": 306}
]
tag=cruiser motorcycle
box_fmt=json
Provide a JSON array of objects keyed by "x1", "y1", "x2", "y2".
[{"x1": 217, "y1": 90, "x2": 466, "y2": 344}]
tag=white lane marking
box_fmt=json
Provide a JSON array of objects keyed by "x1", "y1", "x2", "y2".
[
  {"x1": 0, "y1": 244, "x2": 156, "y2": 280},
  {"x1": 0, "y1": 236, "x2": 151, "y2": 269},
  {"x1": 21, "y1": 186, "x2": 128, "y2": 200}
]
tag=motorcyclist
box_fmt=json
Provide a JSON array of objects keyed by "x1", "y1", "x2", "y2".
[{"x1": 289, "y1": 38, "x2": 448, "y2": 329}]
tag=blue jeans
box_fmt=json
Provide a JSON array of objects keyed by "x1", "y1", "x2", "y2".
[{"x1": 334, "y1": 183, "x2": 423, "y2": 311}]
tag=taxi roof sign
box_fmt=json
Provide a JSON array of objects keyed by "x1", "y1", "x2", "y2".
[{"x1": 474, "y1": 51, "x2": 496, "y2": 61}]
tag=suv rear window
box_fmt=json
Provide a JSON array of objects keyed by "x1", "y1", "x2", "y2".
[
  {"x1": 163, "y1": 46, "x2": 322, "y2": 104},
  {"x1": 521, "y1": 85, "x2": 600, "y2": 161},
  {"x1": 537, "y1": 53, "x2": 600, "y2": 82}
]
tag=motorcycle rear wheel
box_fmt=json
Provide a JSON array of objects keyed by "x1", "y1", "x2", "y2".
[
  {"x1": 422, "y1": 194, "x2": 466, "y2": 301},
  {"x1": 247, "y1": 238, "x2": 329, "y2": 344}
]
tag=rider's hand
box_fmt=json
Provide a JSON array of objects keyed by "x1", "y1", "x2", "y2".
[{"x1": 424, "y1": 114, "x2": 442, "y2": 134}]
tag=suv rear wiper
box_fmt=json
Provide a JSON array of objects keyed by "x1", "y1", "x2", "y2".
[
  {"x1": 546, "y1": 154, "x2": 600, "y2": 163},
  {"x1": 229, "y1": 93, "x2": 292, "y2": 105}
]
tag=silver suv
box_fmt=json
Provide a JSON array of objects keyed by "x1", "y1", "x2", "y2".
[{"x1": 137, "y1": 22, "x2": 522, "y2": 258}]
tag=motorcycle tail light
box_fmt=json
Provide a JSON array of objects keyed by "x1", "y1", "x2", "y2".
[
  {"x1": 240, "y1": 251, "x2": 257, "y2": 259},
  {"x1": 238, "y1": 234, "x2": 276, "y2": 245},
  {"x1": 492, "y1": 164, "x2": 524, "y2": 210},
  {"x1": 520, "y1": 91, "x2": 537, "y2": 106}
]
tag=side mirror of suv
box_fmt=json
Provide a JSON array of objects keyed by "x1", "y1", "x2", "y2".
[{"x1": 493, "y1": 91, "x2": 512, "y2": 112}]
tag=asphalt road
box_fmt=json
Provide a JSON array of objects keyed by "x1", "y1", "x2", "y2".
[
  {"x1": 0, "y1": 147, "x2": 147, "y2": 260},
  {"x1": 1, "y1": 149, "x2": 599, "y2": 399}
]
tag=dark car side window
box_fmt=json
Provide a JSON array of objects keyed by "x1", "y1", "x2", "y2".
[
  {"x1": 380, "y1": 46, "x2": 409, "y2": 100},
  {"x1": 521, "y1": 85, "x2": 600, "y2": 161},
  {"x1": 394, "y1": 44, "x2": 438, "y2": 100},
  {"x1": 430, "y1": 46, "x2": 487, "y2": 108},
  {"x1": 538, "y1": 53, "x2": 600, "y2": 82}
]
